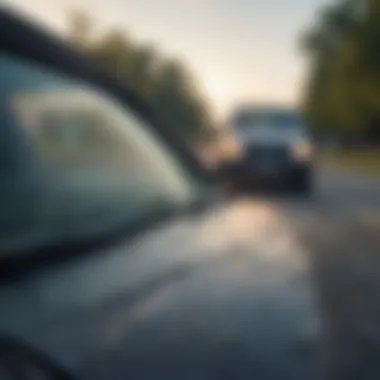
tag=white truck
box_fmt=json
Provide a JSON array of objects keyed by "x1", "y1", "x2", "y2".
[{"x1": 230, "y1": 106, "x2": 315, "y2": 193}]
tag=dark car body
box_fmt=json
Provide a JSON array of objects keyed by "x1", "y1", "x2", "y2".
[
  {"x1": 0, "y1": 9, "x2": 321, "y2": 380},
  {"x1": 230, "y1": 107, "x2": 315, "y2": 193}
]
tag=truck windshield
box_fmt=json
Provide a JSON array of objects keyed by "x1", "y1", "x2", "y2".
[{"x1": 233, "y1": 109, "x2": 304, "y2": 131}]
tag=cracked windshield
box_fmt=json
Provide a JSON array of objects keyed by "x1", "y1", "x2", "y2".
[{"x1": 1, "y1": 0, "x2": 380, "y2": 379}]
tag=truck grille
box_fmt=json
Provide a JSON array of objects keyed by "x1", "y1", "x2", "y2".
[{"x1": 246, "y1": 146, "x2": 290, "y2": 163}]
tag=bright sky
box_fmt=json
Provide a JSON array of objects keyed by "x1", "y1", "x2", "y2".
[{"x1": 2, "y1": 0, "x2": 332, "y2": 119}]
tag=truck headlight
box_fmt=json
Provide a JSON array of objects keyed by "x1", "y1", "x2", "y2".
[{"x1": 291, "y1": 141, "x2": 314, "y2": 162}]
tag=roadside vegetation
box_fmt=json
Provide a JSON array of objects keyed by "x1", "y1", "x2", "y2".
[
  {"x1": 66, "y1": 11, "x2": 217, "y2": 150},
  {"x1": 302, "y1": 0, "x2": 380, "y2": 172},
  {"x1": 323, "y1": 149, "x2": 380, "y2": 173},
  {"x1": 302, "y1": 0, "x2": 380, "y2": 148}
]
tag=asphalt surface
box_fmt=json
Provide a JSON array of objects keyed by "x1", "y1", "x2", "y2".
[
  {"x1": 2, "y1": 166, "x2": 380, "y2": 380},
  {"x1": 71, "y1": 166, "x2": 380, "y2": 379},
  {"x1": 254, "y1": 167, "x2": 380, "y2": 379}
]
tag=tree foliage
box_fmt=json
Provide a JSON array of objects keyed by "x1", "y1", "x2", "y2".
[
  {"x1": 67, "y1": 11, "x2": 216, "y2": 145},
  {"x1": 302, "y1": 0, "x2": 380, "y2": 144}
]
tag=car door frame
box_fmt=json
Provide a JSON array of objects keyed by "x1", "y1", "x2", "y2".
[{"x1": 0, "y1": 8, "x2": 217, "y2": 277}]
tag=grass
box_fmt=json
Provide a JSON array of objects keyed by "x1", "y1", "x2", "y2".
[{"x1": 323, "y1": 149, "x2": 380, "y2": 174}]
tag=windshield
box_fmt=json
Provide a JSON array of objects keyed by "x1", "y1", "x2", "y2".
[
  {"x1": 232, "y1": 109, "x2": 305, "y2": 132},
  {"x1": 0, "y1": 53, "x2": 201, "y2": 254}
]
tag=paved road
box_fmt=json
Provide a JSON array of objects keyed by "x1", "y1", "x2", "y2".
[
  {"x1": 63, "y1": 168, "x2": 380, "y2": 379},
  {"x1": 2, "y1": 166, "x2": 380, "y2": 380},
  {"x1": 251, "y1": 167, "x2": 380, "y2": 379}
]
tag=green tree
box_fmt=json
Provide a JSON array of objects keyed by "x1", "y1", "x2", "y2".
[
  {"x1": 66, "y1": 11, "x2": 216, "y2": 146},
  {"x1": 67, "y1": 10, "x2": 93, "y2": 49},
  {"x1": 301, "y1": 0, "x2": 366, "y2": 141},
  {"x1": 91, "y1": 30, "x2": 134, "y2": 84},
  {"x1": 154, "y1": 60, "x2": 213, "y2": 141}
]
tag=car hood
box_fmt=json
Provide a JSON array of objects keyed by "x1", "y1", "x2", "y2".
[{"x1": 0, "y1": 199, "x2": 321, "y2": 379}]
